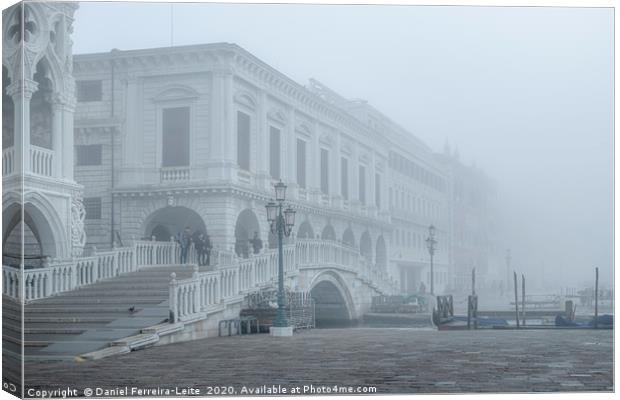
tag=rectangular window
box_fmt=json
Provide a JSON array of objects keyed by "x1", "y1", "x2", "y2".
[
  {"x1": 76, "y1": 80, "x2": 103, "y2": 102},
  {"x1": 75, "y1": 144, "x2": 102, "y2": 166},
  {"x1": 162, "y1": 107, "x2": 190, "y2": 167},
  {"x1": 320, "y1": 148, "x2": 329, "y2": 194},
  {"x1": 341, "y1": 157, "x2": 348, "y2": 200},
  {"x1": 269, "y1": 126, "x2": 281, "y2": 179},
  {"x1": 237, "y1": 111, "x2": 251, "y2": 170},
  {"x1": 375, "y1": 173, "x2": 381, "y2": 209},
  {"x1": 358, "y1": 165, "x2": 366, "y2": 204},
  {"x1": 84, "y1": 197, "x2": 102, "y2": 220},
  {"x1": 296, "y1": 139, "x2": 306, "y2": 188}
]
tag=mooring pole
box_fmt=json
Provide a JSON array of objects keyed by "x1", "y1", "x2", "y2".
[
  {"x1": 594, "y1": 267, "x2": 599, "y2": 329},
  {"x1": 513, "y1": 271, "x2": 520, "y2": 329},
  {"x1": 472, "y1": 267, "x2": 476, "y2": 296},
  {"x1": 521, "y1": 274, "x2": 526, "y2": 326}
]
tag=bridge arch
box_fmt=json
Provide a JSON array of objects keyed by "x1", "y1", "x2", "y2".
[
  {"x1": 321, "y1": 224, "x2": 336, "y2": 241},
  {"x1": 342, "y1": 226, "x2": 355, "y2": 247},
  {"x1": 309, "y1": 270, "x2": 356, "y2": 327},
  {"x1": 143, "y1": 206, "x2": 207, "y2": 241},
  {"x1": 360, "y1": 230, "x2": 372, "y2": 264}
]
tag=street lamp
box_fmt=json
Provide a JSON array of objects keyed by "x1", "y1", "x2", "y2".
[
  {"x1": 426, "y1": 224, "x2": 437, "y2": 295},
  {"x1": 265, "y1": 180, "x2": 296, "y2": 337}
]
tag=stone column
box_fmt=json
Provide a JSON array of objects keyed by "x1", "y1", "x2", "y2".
[
  {"x1": 122, "y1": 77, "x2": 138, "y2": 167},
  {"x1": 311, "y1": 120, "x2": 320, "y2": 195},
  {"x1": 51, "y1": 96, "x2": 63, "y2": 178},
  {"x1": 332, "y1": 132, "x2": 342, "y2": 207},
  {"x1": 7, "y1": 79, "x2": 37, "y2": 174},
  {"x1": 61, "y1": 99, "x2": 76, "y2": 181},
  {"x1": 255, "y1": 90, "x2": 269, "y2": 190},
  {"x1": 208, "y1": 68, "x2": 234, "y2": 181},
  {"x1": 286, "y1": 107, "x2": 298, "y2": 198},
  {"x1": 369, "y1": 151, "x2": 377, "y2": 216}
]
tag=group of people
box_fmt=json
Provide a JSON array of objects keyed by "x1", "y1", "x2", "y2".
[
  {"x1": 176, "y1": 227, "x2": 266, "y2": 264},
  {"x1": 234, "y1": 231, "x2": 263, "y2": 259},
  {"x1": 176, "y1": 227, "x2": 212, "y2": 266}
]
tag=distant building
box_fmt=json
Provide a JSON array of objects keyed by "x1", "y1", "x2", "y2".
[{"x1": 437, "y1": 144, "x2": 502, "y2": 292}]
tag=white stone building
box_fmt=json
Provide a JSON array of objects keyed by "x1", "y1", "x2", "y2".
[{"x1": 71, "y1": 43, "x2": 452, "y2": 294}]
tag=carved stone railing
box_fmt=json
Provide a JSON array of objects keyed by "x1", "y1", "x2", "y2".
[
  {"x1": 160, "y1": 166, "x2": 190, "y2": 183},
  {"x1": 169, "y1": 239, "x2": 398, "y2": 323},
  {"x1": 30, "y1": 145, "x2": 53, "y2": 177},
  {"x1": 3, "y1": 147, "x2": 15, "y2": 176},
  {"x1": 2, "y1": 239, "x2": 232, "y2": 303}
]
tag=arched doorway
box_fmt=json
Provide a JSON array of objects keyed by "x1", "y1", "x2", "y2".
[
  {"x1": 360, "y1": 231, "x2": 372, "y2": 264},
  {"x1": 297, "y1": 220, "x2": 314, "y2": 239},
  {"x1": 3, "y1": 202, "x2": 58, "y2": 267},
  {"x1": 342, "y1": 227, "x2": 355, "y2": 247},
  {"x1": 376, "y1": 235, "x2": 387, "y2": 271},
  {"x1": 310, "y1": 272, "x2": 355, "y2": 327},
  {"x1": 321, "y1": 224, "x2": 336, "y2": 241},
  {"x1": 235, "y1": 209, "x2": 261, "y2": 258},
  {"x1": 143, "y1": 206, "x2": 207, "y2": 241}
]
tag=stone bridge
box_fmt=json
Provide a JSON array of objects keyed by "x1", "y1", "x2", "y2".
[{"x1": 3, "y1": 238, "x2": 397, "y2": 359}]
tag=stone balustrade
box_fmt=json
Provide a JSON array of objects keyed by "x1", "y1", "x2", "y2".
[
  {"x1": 3, "y1": 147, "x2": 15, "y2": 176},
  {"x1": 2, "y1": 240, "x2": 204, "y2": 303},
  {"x1": 30, "y1": 145, "x2": 54, "y2": 177},
  {"x1": 160, "y1": 166, "x2": 190, "y2": 183}
]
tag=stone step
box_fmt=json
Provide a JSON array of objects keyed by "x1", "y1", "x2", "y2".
[
  {"x1": 20, "y1": 306, "x2": 152, "y2": 314},
  {"x1": 4, "y1": 322, "x2": 88, "y2": 335},
  {"x1": 27, "y1": 298, "x2": 165, "y2": 306},
  {"x1": 58, "y1": 289, "x2": 169, "y2": 297},
  {"x1": 21, "y1": 316, "x2": 117, "y2": 324}
]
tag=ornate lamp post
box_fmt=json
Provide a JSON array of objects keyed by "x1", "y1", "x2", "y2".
[
  {"x1": 265, "y1": 181, "x2": 296, "y2": 337},
  {"x1": 426, "y1": 224, "x2": 437, "y2": 295}
]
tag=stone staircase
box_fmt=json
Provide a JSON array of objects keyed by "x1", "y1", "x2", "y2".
[{"x1": 2, "y1": 265, "x2": 206, "y2": 362}]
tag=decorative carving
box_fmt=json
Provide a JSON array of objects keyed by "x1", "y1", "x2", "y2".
[
  {"x1": 167, "y1": 195, "x2": 175, "y2": 207},
  {"x1": 7, "y1": 4, "x2": 38, "y2": 44},
  {"x1": 70, "y1": 191, "x2": 86, "y2": 257}
]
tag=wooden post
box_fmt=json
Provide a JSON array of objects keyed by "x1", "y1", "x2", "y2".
[
  {"x1": 594, "y1": 267, "x2": 599, "y2": 329},
  {"x1": 467, "y1": 296, "x2": 471, "y2": 330},
  {"x1": 521, "y1": 274, "x2": 526, "y2": 326},
  {"x1": 513, "y1": 271, "x2": 520, "y2": 328},
  {"x1": 472, "y1": 267, "x2": 476, "y2": 296}
]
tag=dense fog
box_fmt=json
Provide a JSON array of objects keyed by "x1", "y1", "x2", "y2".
[{"x1": 72, "y1": 2, "x2": 613, "y2": 290}]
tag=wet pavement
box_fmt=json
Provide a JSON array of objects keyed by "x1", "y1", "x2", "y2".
[{"x1": 22, "y1": 327, "x2": 613, "y2": 396}]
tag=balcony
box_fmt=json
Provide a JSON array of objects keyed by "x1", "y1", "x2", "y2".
[
  {"x1": 30, "y1": 146, "x2": 53, "y2": 177},
  {"x1": 160, "y1": 166, "x2": 190, "y2": 183},
  {"x1": 3, "y1": 146, "x2": 55, "y2": 178},
  {"x1": 3, "y1": 147, "x2": 14, "y2": 176}
]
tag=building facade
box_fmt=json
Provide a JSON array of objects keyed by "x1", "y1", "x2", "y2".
[{"x1": 70, "y1": 43, "x2": 457, "y2": 293}]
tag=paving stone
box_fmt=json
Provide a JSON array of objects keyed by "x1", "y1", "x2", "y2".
[{"x1": 20, "y1": 328, "x2": 613, "y2": 395}]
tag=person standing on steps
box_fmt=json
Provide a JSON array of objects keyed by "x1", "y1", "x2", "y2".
[{"x1": 177, "y1": 226, "x2": 192, "y2": 264}]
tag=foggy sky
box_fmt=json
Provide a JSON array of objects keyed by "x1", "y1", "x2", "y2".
[{"x1": 71, "y1": 2, "x2": 614, "y2": 288}]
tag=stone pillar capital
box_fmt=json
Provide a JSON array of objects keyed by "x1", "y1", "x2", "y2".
[
  {"x1": 51, "y1": 92, "x2": 76, "y2": 111},
  {"x1": 6, "y1": 79, "x2": 38, "y2": 99}
]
